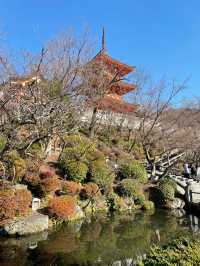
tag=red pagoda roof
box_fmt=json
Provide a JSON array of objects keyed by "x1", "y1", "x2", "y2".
[
  {"x1": 85, "y1": 29, "x2": 138, "y2": 114},
  {"x1": 98, "y1": 95, "x2": 138, "y2": 114},
  {"x1": 110, "y1": 81, "x2": 136, "y2": 95},
  {"x1": 93, "y1": 52, "x2": 135, "y2": 76}
]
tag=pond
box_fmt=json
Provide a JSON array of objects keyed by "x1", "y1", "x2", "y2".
[{"x1": 0, "y1": 210, "x2": 199, "y2": 266}]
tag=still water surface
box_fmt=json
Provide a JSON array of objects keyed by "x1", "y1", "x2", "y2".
[{"x1": 0, "y1": 210, "x2": 198, "y2": 266}]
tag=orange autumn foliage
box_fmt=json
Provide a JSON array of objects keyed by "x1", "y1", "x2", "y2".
[
  {"x1": 14, "y1": 189, "x2": 32, "y2": 215},
  {"x1": 48, "y1": 196, "x2": 77, "y2": 220},
  {"x1": 41, "y1": 176, "x2": 61, "y2": 194},
  {"x1": 24, "y1": 174, "x2": 40, "y2": 187},
  {"x1": 62, "y1": 181, "x2": 82, "y2": 196},
  {"x1": 0, "y1": 188, "x2": 32, "y2": 225},
  {"x1": 81, "y1": 182, "x2": 100, "y2": 199}
]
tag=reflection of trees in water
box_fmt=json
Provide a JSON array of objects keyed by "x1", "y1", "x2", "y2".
[
  {"x1": 0, "y1": 246, "x2": 28, "y2": 266},
  {"x1": 0, "y1": 210, "x2": 193, "y2": 266}
]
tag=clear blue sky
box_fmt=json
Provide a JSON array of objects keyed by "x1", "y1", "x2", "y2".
[{"x1": 0, "y1": 0, "x2": 200, "y2": 98}]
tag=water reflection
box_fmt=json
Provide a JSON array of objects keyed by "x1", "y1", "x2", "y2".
[{"x1": 0, "y1": 210, "x2": 198, "y2": 266}]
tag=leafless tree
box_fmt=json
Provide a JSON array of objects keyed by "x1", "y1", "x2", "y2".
[
  {"x1": 127, "y1": 70, "x2": 197, "y2": 178},
  {"x1": 0, "y1": 29, "x2": 92, "y2": 176}
]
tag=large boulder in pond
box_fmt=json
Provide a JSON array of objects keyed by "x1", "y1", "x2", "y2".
[
  {"x1": 166, "y1": 198, "x2": 185, "y2": 210},
  {"x1": 1, "y1": 212, "x2": 49, "y2": 236}
]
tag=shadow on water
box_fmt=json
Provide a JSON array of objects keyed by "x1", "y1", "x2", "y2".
[{"x1": 0, "y1": 210, "x2": 200, "y2": 266}]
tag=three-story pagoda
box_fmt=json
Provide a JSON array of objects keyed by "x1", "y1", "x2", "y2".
[{"x1": 90, "y1": 29, "x2": 137, "y2": 114}]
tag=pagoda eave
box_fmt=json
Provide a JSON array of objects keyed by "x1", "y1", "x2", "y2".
[
  {"x1": 110, "y1": 82, "x2": 136, "y2": 95},
  {"x1": 98, "y1": 97, "x2": 138, "y2": 114},
  {"x1": 94, "y1": 53, "x2": 135, "y2": 76}
]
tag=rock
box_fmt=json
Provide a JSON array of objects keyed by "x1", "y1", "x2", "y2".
[
  {"x1": 13, "y1": 184, "x2": 27, "y2": 190},
  {"x1": 1, "y1": 212, "x2": 49, "y2": 236},
  {"x1": 95, "y1": 197, "x2": 108, "y2": 211},
  {"x1": 70, "y1": 205, "x2": 85, "y2": 221},
  {"x1": 176, "y1": 184, "x2": 185, "y2": 196},
  {"x1": 171, "y1": 209, "x2": 186, "y2": 218},
  {"x1": 166, "y1": 198, "x2": 185, "y2": 209},
  {"x1": 124, "y1": 197, "x2": 134, "y2": 210},
  {"x1": 186, "y1": 182, "x2": 200, "y2": 204}
]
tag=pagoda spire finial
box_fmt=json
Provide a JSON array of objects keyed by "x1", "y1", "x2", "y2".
[{"x1": 101, "y1": 27, "x2": 106, "y2": 53}]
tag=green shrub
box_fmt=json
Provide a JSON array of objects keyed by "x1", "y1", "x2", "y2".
[
  {"x1": 130, "y1": 142, "x2": 144, "y2": 160},
  {"x1": 160, "y1": 183, "x2": 175, "y2": 201},
  {"x1": 6, "y1": 150, "x2": 27, "y2": 182},
  {"x1": 63, "y1": 134, "x2": 96, "y2": 162},
  {"x1": 112, "y1": 148, "x2": 133, "y2": 165},
  {"x1": 60, "y1": 134, "x2": 98, "y2": 182},
  {"x1": 121, "y1": 179, "x2": 143, "y2": 198},
  {"x1": 6, "y1": 150, "x2": 19, "y2": 161},
  {"x1": 106, "y1": 193, "x2": 130, "y2": 212},
  {"x1": 138, "y1": 237, "x2": 200, "y2": 265},
  {"x1": 159, "y1": 179, "x2": 176, "y2": 201},
  {"x1": 121, "y1": 161, "x2": 147, "y2": 183},
  {"x1": 90, "y1": 159, "x2": 115, "y2": 191},
  {"x1": 159, "y1": 177, "x2": 177, "y2": 190},
  {"x1": 27, "y1": 143, "x2": 43, "y2": 158},
  {"x1": 87, "y1": 149, "x2": 106, "y2": 162},
  {"x1": 13, "y1": 157, "x2": 27, "y2": 181},
  {"x1": 142, "y1": 200, "x2": 155, "y2": 211},
  {"x1": 137, "y1": 194, "x2": 146, "y2": 205},
  {"x1": 0, "y1": 135, "x2": 7, "y2": 153},
  {"x1": 61, "y1": 160, "x2": 88, "y2": 183}
]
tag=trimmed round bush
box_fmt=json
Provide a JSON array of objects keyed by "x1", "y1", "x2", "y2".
[
  {"x1": 106, "y1": 193, "x2": 129, "y2": 212},
  {"x1": 6, "y1": 150, "x2": 27, "y2": 182},
  {"x1": 62, "y1": 134, "x2": 96, "y2": 162},
  {"x1": 0, "y1": 180, "x2": 12, "y2": 191},
  {"x1": 24, "y1": 174, "x2": 40, "y2": 187},
  {"x1": 159, "y1": 178, "x2": 176, "y2": 201},
  {"x1": 90, "y1": 159, "x2": 115, "y2": 190},
  {"x1": 62, "y1": 181, "x2": 82, "y2": 196},
  {"x1": 121, "y1": 179, "x2": 143, "y2": 198},
  {"x1": 0, "y1": 189, "x2": 17, "y2": 224},
  {"x1": 0, "y1": 188, "x2": 32, "y2": 225},
  {"x1": 48, "y1": 196, "x2": 77, "y2": 221},
  {"x1": 137, "y1": 194, "x2": 146, "y2": 205},
  {"x1": 80, "y1": 182, "x2": 100, "y2": 199},
  {"x1": 40, "y1": 169, "x2": 55, "y2": 179},
  {"x1": 86, "y1": 149, "x2": 105, "y2": 162},
  {"x1": 159, "y1": 183, "x2": 175, "y2": 201},
  {"x1": 27, "y1": 159, "x2": 42, "y2": 175},
  {"x1": 27, "y1": 142, "x2": 43, "y2": 158},
  {"x1": 61, "y1": 160, "x2": 88, "y2": 183},
  {"x1": 142, "y1": 200, "x2": 155, "y2": 211},
  {"x1": 120, "y1": 161, "x2": 147, "y2": 183},
  {"x1": 159, "y1": 177, "x2": 177, "y2": 190},
  {"x1": 40, "y1": 176, "x2": 61, "y2": 195},
  {"x1": 60, "y1": 134, "x2": 101, "y2": 183}
]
